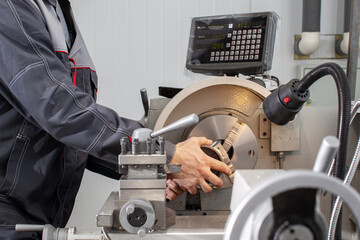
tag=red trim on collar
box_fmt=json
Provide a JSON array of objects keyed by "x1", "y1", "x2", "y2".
[
  {"x1": 55, "y1": 50, "x2": 69, "y2": 55},
  {"x1": 68, "y1": 58, "x2": 77, "y2": 86}
]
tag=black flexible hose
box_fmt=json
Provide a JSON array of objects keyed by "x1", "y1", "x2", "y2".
[{"x1": 297, "y1": 62, "x2": 351, "y2": 239}]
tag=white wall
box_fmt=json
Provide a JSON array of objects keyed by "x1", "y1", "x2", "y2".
[{"x1": 67, "y1": 0, "x2": 355, "y2": 231}]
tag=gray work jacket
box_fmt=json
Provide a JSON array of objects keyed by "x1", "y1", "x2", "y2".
[{"x1": 0, "y1": 0, "x2": 173, "y2": 229}]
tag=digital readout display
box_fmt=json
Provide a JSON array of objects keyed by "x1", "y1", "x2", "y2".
[{"x1": 191, "y1": 16, "x2": 267, "y2": 64}]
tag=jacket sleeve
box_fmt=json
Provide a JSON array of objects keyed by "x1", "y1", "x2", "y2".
[{"x1": 0, "y1": 0, "x2": 171, "y2": 174}]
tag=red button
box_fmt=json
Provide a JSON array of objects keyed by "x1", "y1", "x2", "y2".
[{"x1": 283, "y1": 96, "x2": 290, "y2": 103}]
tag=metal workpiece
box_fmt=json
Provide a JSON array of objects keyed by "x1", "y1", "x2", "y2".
[
  {"x1": 201, "y1": 142, "x2": 233, "y2": 189},
  {"x1": 189, "y1": 115, "x2": 258, "y2": 171}
]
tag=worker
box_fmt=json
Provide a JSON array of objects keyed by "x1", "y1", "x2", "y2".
[{"x1": 0, "y1": 0, "x2": 231, "y2": 239}]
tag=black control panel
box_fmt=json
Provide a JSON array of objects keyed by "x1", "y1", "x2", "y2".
[{"x1": 186, "y1": 12, "x2": 278, "y2": 76}]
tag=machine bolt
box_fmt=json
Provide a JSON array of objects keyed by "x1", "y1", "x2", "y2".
[
  {"x1": 132, "y1": 138, "x2": 139, "y2": 155},
  {"x1": 126, "y1": 204, "x2": 135, "y2": 214},
  {"x1": 159, "y1": 137, "x2": 165, "y2": 155},
  {"x1": 146, "y1": 138, "x2": 152, "y2": 155},
  {"x1": 120, "y1": 137, "x2": 128, "y2": 155}
]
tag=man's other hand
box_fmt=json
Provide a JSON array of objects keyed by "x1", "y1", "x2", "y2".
[{"x1": 166, "y1": 137, "x2": 232, "y2": 199}]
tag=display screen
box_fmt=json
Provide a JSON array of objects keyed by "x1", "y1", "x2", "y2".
[{"x1": 191, "y1": 16, "x2": 267, "y2": 64}]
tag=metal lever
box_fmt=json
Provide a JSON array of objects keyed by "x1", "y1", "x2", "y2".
[
  {"x1": 140, "y1": 88, "x2": 149, "y2": 117},
  {"x1": 150, "y1": 113, "x2": 199, "y2": 138},
  {"x1": 313, "y1": 136, "x2": 339, "y2": 173}
]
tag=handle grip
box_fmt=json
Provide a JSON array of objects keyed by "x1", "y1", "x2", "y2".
[
  {"x1": 140, "y1": 88, "x2": 149, "y2": 117},
  {"x1": 150, "y1": 113, "x2": 199, "y2": 138}
]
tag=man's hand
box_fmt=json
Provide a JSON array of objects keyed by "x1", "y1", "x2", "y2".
[
  {"x1": 166, "y1": 179, "x2": 183, "y2": 200},
  {"x1": 166, "y1": 137, "x2": 232, "y2": 199}
]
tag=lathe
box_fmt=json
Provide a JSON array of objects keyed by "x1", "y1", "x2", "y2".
[{"x1": 15, "y1": 11, "x2": 360, "y2": 240}]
